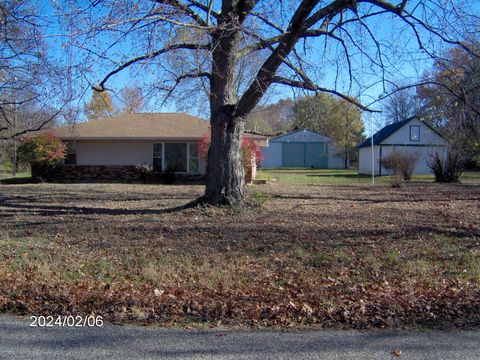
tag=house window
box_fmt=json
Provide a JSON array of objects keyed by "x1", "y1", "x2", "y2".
[
  {"x1": 189, "y1": 143, "x2": 199, "y2": 173},
  {"x1": 153, "y1": 143, "x2": 199, "y2": 173},
  {"x1": 410, "y1": 125, "x2": 420, "y2": 141},
  {"x1": 64, "y1": 142, "x2": 77, "y2": 165},
  {"x1": 165, "y1": 143, "x2": 187, "y2": 172},
  {"x1": 153, "y1": 143, "x2": 162, "y2": 171}
]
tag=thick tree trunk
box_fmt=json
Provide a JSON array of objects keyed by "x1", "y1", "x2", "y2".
[
  {"x1": 201, "y1": 1, "x2": 320, "y2": 206},
  {"x1": 205, "y1": 106, "x2": 245, "y2": 205},
  {"x1": 202, "y1": 0, "x2": 314, "y2": 206},
  {"x1": 203, "y1": 2, "x2": 247, "y2": 206}
]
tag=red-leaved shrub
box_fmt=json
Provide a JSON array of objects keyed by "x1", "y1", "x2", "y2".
[
  {"x1": 18, "y1": 133, "x2": 66, "y2": 179},
  {"x1": 198, "y1": 134, "x2": 263, "y2": 167}
]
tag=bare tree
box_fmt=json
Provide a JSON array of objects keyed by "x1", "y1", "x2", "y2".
[
  {"x1": 382, "y1": 85, "x2": 420, "y2": 124},
  {"x1": 417, "y1": 44, "x2": 480, "y2": 166},
  {"x1": 62, "y1": 0, "x2": 477, "y2": 205},
  {"x1": 120, "y1": 87, "x2": 145, "y2": 114},
  {"x1": 0, "y1": 1, "x2": 66, "y2": 141}
]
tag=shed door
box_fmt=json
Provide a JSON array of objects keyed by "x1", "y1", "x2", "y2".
[
  {"x1": 282, "y1": 142, "x2": 328, "y2": 168},
  {"x1": 305, "y1": 143, "x2": 327, "y2": 168},
  {"x1": 282, "y1": 143, "x2": 305, "y2": 167}
]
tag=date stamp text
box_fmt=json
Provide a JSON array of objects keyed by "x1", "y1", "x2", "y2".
[{"x1": 30, "y1": 315, "x2": 103, "y2": 327}]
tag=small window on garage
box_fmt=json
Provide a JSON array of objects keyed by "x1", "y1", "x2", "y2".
[{"x1": 409, "y1": 125, "x2": 420, "y2": 141}]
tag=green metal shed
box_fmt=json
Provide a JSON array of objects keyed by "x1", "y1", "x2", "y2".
[
  {"x1": 260, "y1": 129, "x2": 346, "y2": 169},
  {"x1": 282, "y1": 142, "x2": 328, "y2": 168}
]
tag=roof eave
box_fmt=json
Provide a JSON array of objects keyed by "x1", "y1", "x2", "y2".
[{"x1": 56, "y1": 136, "x2": 204, "y2": 141}]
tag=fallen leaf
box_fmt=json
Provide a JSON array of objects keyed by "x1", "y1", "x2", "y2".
[
  {"x1": 154, "y1": 288, "x2": 164, "y2": 297},
  {"x1": 391, "y1": 349, "x2": 402, "y2": 357}
]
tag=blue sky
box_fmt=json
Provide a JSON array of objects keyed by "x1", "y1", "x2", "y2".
[{"x1": 41, "y1": 0, "x2": 479, "y2": 133}]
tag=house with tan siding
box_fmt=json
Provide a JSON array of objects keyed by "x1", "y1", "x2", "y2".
[{"x1": 47, "y1": 113, "x2": 266, "y2": 181}]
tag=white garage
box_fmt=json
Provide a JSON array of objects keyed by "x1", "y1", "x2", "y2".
[{"x1": 358, "y1": 117, "x2": 448, "y2": 175}]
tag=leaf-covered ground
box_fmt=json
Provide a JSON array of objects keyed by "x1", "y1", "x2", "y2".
[{"x1": 0, "y1": 181, "x2": 479, "y2": 329}]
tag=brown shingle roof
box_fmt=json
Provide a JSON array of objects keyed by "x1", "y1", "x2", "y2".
[
  {"x1": 51, "y1": 113, "x2": 267, "y2": 143},
  {"x1": 52, "y1": 113, "x2": 210, "y2": 140}
]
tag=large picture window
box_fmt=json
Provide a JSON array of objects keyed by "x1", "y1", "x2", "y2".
[
  {"x1": 153, "y1": 143, "x2": 162, "y2": 171},
  {"x1": 410, "y1": 125, "x2": 420, "y2": 141},
  {"x1": 153, "y1": 142, "x2": 200, "y2": 173},
  {"x1": 165, "y1": 143, "x2": 187, "y2": 172}
]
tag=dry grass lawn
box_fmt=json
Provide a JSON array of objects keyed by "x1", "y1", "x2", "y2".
[{"x1": 0, "y1": 180, "x2": 479, "y2": 329}]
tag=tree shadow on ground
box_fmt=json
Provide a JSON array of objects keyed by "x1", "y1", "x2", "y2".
[
  {"x1": 0, "y1": 197, "x2": 199, "y2": 218},
  {"x1": 305, "y1": 173, "x2": 371, "y2": 178},
  {"x1": 0, "y1": 177, "x2": 38, "y2": 185}
]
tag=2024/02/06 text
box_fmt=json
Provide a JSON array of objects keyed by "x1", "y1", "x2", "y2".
[{"x1": 30, "y1": 315, "x2": 103, "y2": 327}]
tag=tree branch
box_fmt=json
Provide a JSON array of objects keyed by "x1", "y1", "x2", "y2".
[
  {"x1": 271, "y1": 76, "x2": 380, "y2": 112},
  {"x1": 0, "y1": 106, "x2": 65, "y2": 140},
  {"x1": 367, "y1": 79, "x2": 480, "y2": 117},
  {"x1": 153, "y1": 0, "x2": 209, "y2": 27},
  {"x1": 250, "y1": 11, "x2": 284, "y2": 33},
  {"x1": 237, "y1": 0, "x2": 349, "y2": 117},
  {"x1": 240, "y1": 12, "x2": 343, "y2": 57},
  {"x1": 186, "y1": 0, "x2": 219, "y2": 19},
  {"x1": 157, "y1": 70, "x2": 211, "y2": 107},
  {"x1": 94, "y1": 43, "x2": 211, "y2": 91},
  {"x1": 363, "y1": 0, "x2": 479, "y2": 58}
]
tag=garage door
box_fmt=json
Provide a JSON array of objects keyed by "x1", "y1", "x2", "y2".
[
  {"x1": 306, "y1": 143, "x2": 327, "y2": 168},
  {"x1": 282, "y1": 143, "x2": 305, "y2": 167},
  {"x1": 282, "y1": 142, "x2": 328, "y2": 168}
]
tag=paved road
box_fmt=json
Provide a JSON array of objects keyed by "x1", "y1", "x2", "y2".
[{"x1": 1, "y1": 315, "x2": 479, "y2": 359}]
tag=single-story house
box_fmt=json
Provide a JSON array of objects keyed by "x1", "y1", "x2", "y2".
[
  {"x1": 358, "y1": 116, "x2": 448, "y2": 175},
  {"x1": 259, "y1": 129, "x2": 347, "y2": 169},
  {"x1": 47, "y1": 113, "x2": 267, "y2": 181}
]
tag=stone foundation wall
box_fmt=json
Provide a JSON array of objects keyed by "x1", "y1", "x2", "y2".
[{"x1": 41, "y1": 165, "x2": 205, "y2": 183}]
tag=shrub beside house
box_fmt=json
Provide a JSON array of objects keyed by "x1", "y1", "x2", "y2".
[{"x1": 18, "y1": 133, "x2": 66, "y2": 181}]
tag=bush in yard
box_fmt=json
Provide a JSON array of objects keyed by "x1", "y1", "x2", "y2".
[
  {"x1": 380, "y1": 151, "x2": 419, "y2": 181},
  {"x1": 427, "y1": 150, "x2": 464, "y2": 183},
  {"x1": 18, "y1": 133, "x2": 66, "y2": 180},
  {"x1": 466, "y1": 142, "x2": 480, "y2": 169},
  {"x1": 162, "y1": 165, "x2": 176, "y2": 184},
  {"x1": 199, "y1": 133, "x2": 263, "y2": 168},
  {"x1": 135, "y1": 162, "x2": 153, "y2": 183},
  {"x1": 390, "y1": 174, "x2": 405, "y2": 188},
  {"x1": 1, "y1": 160, "x2": 13, "y2": 173}
]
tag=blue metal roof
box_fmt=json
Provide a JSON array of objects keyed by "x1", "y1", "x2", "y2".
[
  {"x1": 270, "y1": 129, "x2": 332, "y2": 143},
  {"x1": 358, "y1": 117, "x2": 415, "y2": 148}
]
